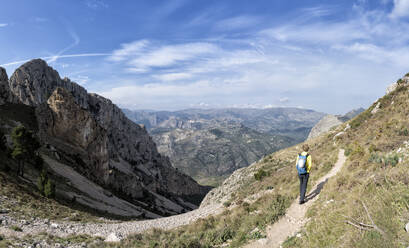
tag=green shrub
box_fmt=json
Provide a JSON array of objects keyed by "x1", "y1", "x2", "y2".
[
  {"x1": 223, "y1": 201, "x2": 231, "y2": 207},
  {"x1": 44, "y1": 179, "x2": 56, "y2": 198},
  {"x1": 405, "y1": 72, "x2": 409, "y2": 77},
  {"x1": 398, "y1": 127, "x2": 409, "y2": 136},
  {"x1": 38, "y1": 168, "x2": 56, "y2": 198},
  {"x1": 368, "y1": 144, "x2": 377, "y2": 153},
  {"x1": 254, "y1": 168, "x2": 268, "y2": 181},
  {"x1": 344, "y1": 147, "x2": 352, "y2": 156},
  {"x1": 368, "y1": 152, "x2": 400, "y2": 167},
  {"x1": 350, "y1": 110, "x2": 372, "y2": 129},
  {"x1": 10, "y1": 225, "x2": 22, "y2": 232}
]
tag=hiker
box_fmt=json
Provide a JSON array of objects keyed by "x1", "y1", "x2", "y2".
[{"x1": 296, "y1": 144, "x2": 312, "y2": 204}]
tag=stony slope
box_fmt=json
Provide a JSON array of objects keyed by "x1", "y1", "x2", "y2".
[{"x1": 0, "y1": 59, "x2": 209, "y2": 217}]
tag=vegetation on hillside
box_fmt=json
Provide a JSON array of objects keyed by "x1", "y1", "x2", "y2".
[{"x1": 283, "y1": 81, "x2": 409, "y2": 248}]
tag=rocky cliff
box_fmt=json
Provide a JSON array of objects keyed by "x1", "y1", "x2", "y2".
[
  {"x1": 307, "y1": 108, "x2": 364, "y2": 140},
  {"x1": 0, "y1": 68, "x2": 10, "y2": 105},
  {"x1": 0, "y1": 59, "x2": 209, "y2": 217}
]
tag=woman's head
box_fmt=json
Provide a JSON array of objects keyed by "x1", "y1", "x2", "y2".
[{"x1": 302, "y1": 144, "x2": 310, "y2": 152}]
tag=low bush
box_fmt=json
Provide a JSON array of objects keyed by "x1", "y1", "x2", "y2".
[
  {"x1": 254, "y1": 169, "x2": 268, "y2": 181},
  {"x1": 10, "y1": 225, "x2": 22, "y2": 232},
  {"x1": 368, "y1": 152, "x2": 400, "y2": 167}
]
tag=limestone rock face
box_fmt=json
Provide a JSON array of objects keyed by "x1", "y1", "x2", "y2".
[
  {"x1": 386, "y1": 76, "x2": 409, "y2": 95},
  {"x1": 307, "y1": 115, "x2": 343, "y2": 140},
  {"x1": 307, "y1": 108, "x2": 364, "y2": 140},
  {"x1": 8, "y1": 59, "x2": 210, "y2": 216},
  {"x1": 0, "y1": 67, "x2": 10, "y2": 105}
]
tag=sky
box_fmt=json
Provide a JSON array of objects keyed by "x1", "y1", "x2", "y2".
[{"x1": 1, "y1": 0, "x2": 409, "y2": 114}]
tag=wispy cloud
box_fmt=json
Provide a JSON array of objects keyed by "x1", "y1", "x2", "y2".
[
  {"x1": 108, "y1": 40, "x2": 149, "y2": 62},
  {"x1": 47, "y1": 26, "x2": 80, "y2": 63},
  {"x1": 390, "y1": 0, "x2": 409, "y2": 18},
  {"x1": 33, "y1": 17, "x2": 48, "y2": 23},
  {"x1": 109, "y1": 41, "x2": 219, "y2": 72},
  {"x1": 0, "y1": 53, "x2": 110, "y2": 67},
  {"x1": 0, "y1": 23, "x2": 8, "y2": 27},
  {"x1": 153, "y1": 72, "x2": 192, "y2": 81},
  {"x1": 214, "y1": 15, "x2": 261, "y2": 30},
  {"x1": 85, "y1": 0, "x2": 108, "y2": 10}
]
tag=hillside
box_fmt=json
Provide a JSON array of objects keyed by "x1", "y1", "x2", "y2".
[{"x1": 124, "y1": 108, "x2": 325, "y2": 185}]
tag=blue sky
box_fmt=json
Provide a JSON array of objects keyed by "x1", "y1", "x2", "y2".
[{"x1": 1, "y1": 0, "x2": 409, "y2": 114}]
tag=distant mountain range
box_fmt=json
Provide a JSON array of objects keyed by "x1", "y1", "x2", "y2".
[{"x1": 124, "y1": 108, "x2": 326, "y2": 185}]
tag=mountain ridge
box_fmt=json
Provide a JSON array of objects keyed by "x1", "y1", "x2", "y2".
[{"x1": 0, "y1": 59, "x2": 210, "y2": 217}]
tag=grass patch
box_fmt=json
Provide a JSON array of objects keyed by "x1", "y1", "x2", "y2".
[{"x1": 10, "y1": 225, "x2": 22, "y2": 232}]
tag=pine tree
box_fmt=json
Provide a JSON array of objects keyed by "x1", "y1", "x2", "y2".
[
  {"x1": 44, "y1": 179, "x2": 55, "y2": 198},
  {"x1": 37, "y1": 168, "x2": 55, "y2": 198}
]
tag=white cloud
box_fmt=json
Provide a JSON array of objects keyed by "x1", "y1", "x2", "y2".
[
  {"x1": 214, "y1": 16, "x2": 260, "y2": 30},
  {"x1": 33, "y1": 17, "x2": 48, "y2": 23},
  {"x1": 279, "y1": 97, "x2": 289, "y2": 103},
  {"x1": 108, "y1": 40, "x2": 149, "y2": 62},
  {"x1": 153, "y1": 72, "x2": 192, "y2": 81},
  {"x1": 85, "y1": 0, "x2": 108, "y2": 9},
  {"x1": 261, "y1": 21, "x2": 368, "y2": 44},
  {"x1": 0, "y1": 23, "x2": 8, "y2": 27},
  {"x1": 390, "y1": 0, "x2": 409, "y2": 18},
  {"x1": 110, "y1": 42, "x2": 219, "y2": 72}
]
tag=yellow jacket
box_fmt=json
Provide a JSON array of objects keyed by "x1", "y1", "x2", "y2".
[{"x1": 296, "y1": 151, "x2": 312, "y2": 173}]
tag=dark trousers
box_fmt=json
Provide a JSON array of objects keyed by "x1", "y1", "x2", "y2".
[{"x1": 298, "y1": 173, "x2": 309, "y2": 203}]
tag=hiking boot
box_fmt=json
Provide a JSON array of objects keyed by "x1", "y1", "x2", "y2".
[{"x1": 299, "y1": 200, "x2": 305, "y2": 205}]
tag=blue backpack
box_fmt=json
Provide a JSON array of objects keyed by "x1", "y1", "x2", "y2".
[{"x1": 296, "y1": 153, "x2": 309, "y2": 175}]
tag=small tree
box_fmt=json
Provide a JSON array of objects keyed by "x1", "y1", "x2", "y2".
[
  {"x1": 37, "y1": 168, "x2": 47, "y2": 194},
  {"x1": 11, "y1": 126, "x2": 40, "y2": 177},
  {"x1": 37, "y1": 168, "x2": 55, "y2": 198},
  {"x1": 44, "y1": 179, "x2": 55, "y2": 198}
]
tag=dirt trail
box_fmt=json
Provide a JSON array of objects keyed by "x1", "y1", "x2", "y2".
[{"x1": 245, "y1": 149, "x2": 346, "y2": 248}]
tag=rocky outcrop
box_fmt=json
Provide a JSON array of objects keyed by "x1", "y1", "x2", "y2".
[
  {"x1": 386, "y1": 75, "x2": 409, "y2": 94},
  {"x1": 307, "y1": 115, "x2": 343, "y2": 140},
  {"x1": 0, "y1": 67, "x2": 10, "y2": 105},
  {"x1": 307, "y1": 108, "x2": 364, "y2": 140},
  {"x1": 6, "y1": 59, "x2": 210, "y2": 216}
]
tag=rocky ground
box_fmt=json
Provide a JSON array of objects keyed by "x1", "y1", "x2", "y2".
[{"x1": 0, "y1": 193, "x2": 222, "y2": 247}]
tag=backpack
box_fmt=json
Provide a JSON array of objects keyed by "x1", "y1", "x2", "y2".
[{"x1": 296, "y1": 153, "x2": 309, "y2": 175}]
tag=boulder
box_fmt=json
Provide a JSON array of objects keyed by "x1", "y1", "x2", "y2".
[{"x1": 105, "y1": 232, "x2": 123, "y2": 242}]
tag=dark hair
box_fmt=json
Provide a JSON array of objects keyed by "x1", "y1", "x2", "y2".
[{"x1": 302, "y1": 144, "x2": 310, "y2": 152}]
